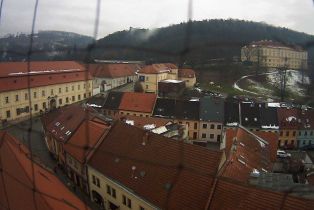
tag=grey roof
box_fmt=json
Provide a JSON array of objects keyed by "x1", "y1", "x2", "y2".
[{"x1": 200, "y1": 97, "x2": 224, "y2": 122}]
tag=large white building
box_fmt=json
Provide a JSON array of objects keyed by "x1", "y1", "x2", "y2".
[{"x1": 241, "y1": 40, "x2": 308, "y2": 70}]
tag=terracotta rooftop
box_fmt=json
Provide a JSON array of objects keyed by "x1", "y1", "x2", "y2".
[
  {"x1": 64, "y1": 120, "x2": 110, "y2": 163},
  {"x1": 88, "y1": 63, "x2": 140, "y2": 78},
  {"x1": 119, "y1": 92, "x2": 157, "y2": 113},
  {"x1": 138, "y1": 64, "x2": 171, "y2": 74},
  {"x1": 222, "y1": 127, "x2": 273, "y2": 183},
  {"x1": 0, "y1": 131, "x2": 90, "y2": 210},
  {"x1": 0, "y1": 61, "x2": 92, "y2": 92},
  {"x1": 209, "y1": 178, "x2": 314, "y2": 210},
  {"x1": 88, "y1": 121, "x2": 223, "y2": 210},
  {"x1": 254, "y1": 131, "x2": 279, "y2": 162},
  {"x1": 114, "y1": 114, "x2": 173, "y2": 129},
  {"x1": 277, "y1": 108, "x2": 301, "y2": 129},
  {"x1": 178, "y1": 69, "x2": 196, "y2": 78}
]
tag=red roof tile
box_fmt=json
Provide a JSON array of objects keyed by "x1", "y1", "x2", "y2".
[
  {"x1": 222, "y1": 127, "x2": 273, "y2": 183},
  {"x1": 64, "y1": 120, "x2": 109, "y2": 163},
  {"x1": 138, "y1": 64, "x2": 171, "y2": 74},
  {"x1": 88, "y1": 63, "x2": 140, "y2": 78},
  {"x1": 254, "y1": 131, "x2": 279, "y2": 162},
  {"x1": 178, "y1": 68, "x2": 196, "y2": 78},
  {"x1": 119, "y1": 92, "x2": 157, "y2": 113},
  {"x1": 88, "y1": 121, "x2": 222, "y2": 210},
  {"x1": 277, "y1": 108, "x2": 302, "y2": 129},
  {"x1": 0, "y1": 61, "x2": 92, "y2": 92},
  {"x1": 209, "y1": 178, "x2": 314, "y2": 210},
  {"x1": 0, "y1": 131, "x2": 90, "y2": 210}
]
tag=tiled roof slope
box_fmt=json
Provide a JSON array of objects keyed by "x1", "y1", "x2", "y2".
[
  {"x1": 209, "y1": 179, "x2": 314, "y2": 210},
  {"x1": 200, "y1": 97, "x2": 224, "y2": 122},
  {"x1": 88, "y1": 63, "x2": 139, "y2": 78},
  {"x1": 240, "y1": 102, "x2": 262, "y2": 127},
  {"x1": 175, "y1": 100, "x2": 200, "y2": 120},
  {"x1": 222, "y1": 127, "x2": 273, "y2": 183},
  {"x1": 138, "y1": 64, "x2": 171, "y2": 74},
  {"x1": 64, "y1": 120, "x2": 110, "y2": 163},
  {"x1": 0, "y1": 61, "x2": 92, "y2": 92},
  {"x1": 254, "y1": 131, "x2": 279, "y2": 162},
  {"x1": 224, "y1": 101, "x2": 239, "y2": 125},
  {"x1": 277, "y1": 108, "x2": 301, "y2": 129},
  {"x1": 178, "y1": 69, "x2": 196, "y2": 78},
  {"x1": 114, "y1": 114, "x2": 172, "y2": 129},
  {"x1": 260, "y1": 106, "x2": 279, "y2": 128},
  {"x1": 0, "y1": 131, "x2": 90, "y2": 210},
  {"x1": 88, "y1": 121, "x2": 222, "y2": 210},
  {"x1": 119, "y1": 92, "x2": 157, "y2": 113}
]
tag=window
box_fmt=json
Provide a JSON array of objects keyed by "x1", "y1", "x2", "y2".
[
  {"x1": 217, "y1": 125, "x2": 222, "y2": 129},
  {"x1": 43, "y1": 102, "x2": 46, "y2": 109},
  {"x1": 33, "y1": 92, "x2": 37, "y2": 98},
  {"x1": 280, "y1": 131, "x2": 283, "y2": 136},
  {"x1": 16, "y1": 108, "x2": 21, "y2": 116},
  {"x1": 59, "y1": 88, "x2": 62, "y2": 93},
  {"x1": 66, "y1": 87, "x2": 69, "y2": 92},
  {"x1": 146, "y1": 85, "x2": 148, "y2": 89},
  {"x1": 202, "y1": 133, "x2": 206, "y2": 138},
  {"x1": 78, "y1": 84, "x2": 80, "y2": 90},
  {"x1": 15, "y1": 95, "x2": 19, "y2": 101},
  {"x1": 92, "y1": 175, "x2": 100, "y2": 187},
  {"x1": 305, "y1": 131, "x2": 308, "y2": 136},
  {"x1": 202, "y1": 124, "x2": 207, "y2": 129},
  {"x1": 59, "y1": 98, "x2": 62, "y2": 105},
  {"x1": 5, "y1": 96, "x2": 9, "y2": 104},
  {"x1": 72, "y1": 86, "x2": 74, "y2": 91},
  {"x1": 72, "y1": 96, "x2": 75, "y2": 102},
  {"x1": 84, "y1": 84, "x2": 86, "y2": 89},
  {"x1": 42, "y1": 90, "x2": 45, "y2": 97},
  {"x1": 210, "y1": 134, "x2": 214, "y2": 139},
  {"x1": 139, "y1": 206, "x2": 145, "y2": 210},
  {"x1": 25, "y1": 93, "x2": 28, "y2": 100},
  {"x1": 311, "y1": 131, "x2": 313, "y2": 136},
  {"x1": 210, "y1": 124, "x2": 215, "y2": 129},
  {"x1": 193, "y1": 132, "x2": 197, "y2": 139},
  {"x1": 122, "y1": 195, "x2": 132, "y2": 208},
  {"x1": 217, "y1": 135, "x2": 221, "y2": 142},
  {"x1": 51, "y1": 89, "x2": 54, "y2": 95},
  {"x1": 84, "y1": 93, "x2": 86, "y2": 99},
  {"x1": 66, "y1": 97, "x2": 69, "y2": 103},
  {"x1": 34, "y1": 104, "x2": 38, "y2": 111},
  {"x1": 293, "y1": 131, "x2": 296, "y2": 137},
  {"x1": 78, "y1": 95, "x2": 81, "y2": 100},
  {"x1": 286, "y1": 131, "x2": 289, "y2": 136},
  {"x1": 6, "y1": 110, "x2": 11, "y2": 118},
  {"x1": 194, "y1": 123, "x2": 197, "y2": 129},
  {"x1": 89, "y1": 92, "x2": 92, "y2": 97}
]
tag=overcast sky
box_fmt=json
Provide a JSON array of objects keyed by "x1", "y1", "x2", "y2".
[{"x1": 0, "y1": 0, "x2": 314, "y2": 39}]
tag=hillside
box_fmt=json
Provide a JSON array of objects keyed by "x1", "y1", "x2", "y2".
[
  {"x1": 92, "y1": 19, "x2": 314, "y2": 64},
  {"x1": 0, "y1": 31, "x2": 94, "y2": 61}
]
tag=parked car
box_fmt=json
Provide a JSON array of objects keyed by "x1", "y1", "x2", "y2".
[{"x1": 277, "y1": 150, "x2": 291, "y2": 158}]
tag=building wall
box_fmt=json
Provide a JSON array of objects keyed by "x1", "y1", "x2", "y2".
[
  {"x1": 88, "y1": 166, "x2": 157, "y2": 210},
  {"x1": 241, "y1": 46, "x2": 308, "y2": 70},
  {"x1": 119, "y1": 110, "x2": 151, "y2": 118},
  {"x1": 198, "y1": 121, "x2": 223, "y2": 142},
  {"x1": 279, "y1": 129, "x2": 298, "y2": 148},
  {"x1": 297, "y1": 130, "x2": 314, "y2": 148},
  {"x1": 138, "y1": 73, "x2": 168, "y2": 93},
  {"x1": 0, "y1": 80, "x2": 93, "y2": 122},
  {"x1": 175, "y1": 119, "x2": 199, "y2": 140},
  {"x1": 178, "y1": 77, "x2": 196, "y2": 88},
  {"x1": 94, "y1": 76, "x2": 137, "y2": 92}
]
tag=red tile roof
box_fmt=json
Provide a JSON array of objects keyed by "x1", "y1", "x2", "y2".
[
  {"x1": 178, "y1": 68, "x2": 196, "y2": 78},
  {"x1": 222, "y1": 127, "x2": 273, "y2": 183},
  {"x1": 138, "y1": 64, "x2": 171, "y2": 74},
  {"x1": 162, "y1": 63, "x2": 178, "y2": 69},
  {"x1": 64, "y1": 120, "x2": 110, "y2": 163},
  {"x1": 88, "y1": 63, "x2": 140, "y2": 78},
  {"x1": 119, "y1": 92, "x2": 157, "y2": 113},
  {"x1": 114, "y1": 114, "x2": 173, "y2": 128},
  {"x1": 254, "y1": 131, "x2": 279, "y2": 162},
  {"x1": 88, "y1": 121, "x2": 223, "y2": 210},
  {"x1": 0, "y1": 61, "x2": 92, "y2": 92},
  {"x1": 277, "y1": 108, "x2": 302, "y2": 129},
  {"x1": 209, "y1": 178, "x2": 314, "y2": 210},
  {"x1": 0, "y1": 131, "x2": 90, "y2": 210}
]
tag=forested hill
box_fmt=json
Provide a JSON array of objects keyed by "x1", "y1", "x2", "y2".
[{"x1": 92, "y1": 19, "x2": 314, "y2": 64}]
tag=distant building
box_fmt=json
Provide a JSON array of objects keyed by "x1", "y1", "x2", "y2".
[
  {"x1": 0, "y1": 61, "x2": 93, "y2": 123},
  {"x1": 87, "y1": 121, "x2": 223, "y2": 210},
  {"x1": 0, "y1": 131, "x2": 90, "y2": 210},
  {"x1": 102, "y1": 91, "x2": 124, "y2": 117},
  {"x1": 241, "y1": 40, "x2": 308, "y2": 70},
  {"x1": 137, "y1": 63, "x2": 196, "y2": 93},
  {"x1": 158, "y1": 79, "x2": 186, "y2": 98},
  {"x1": 297, "y1": 110, "x2": 314, "y2": 148},
  {"x1": 89, "y1": 63, "x2": 139, "y2": 94}
]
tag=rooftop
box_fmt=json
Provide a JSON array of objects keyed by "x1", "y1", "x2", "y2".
[
  {"x1": 119, "y1": 92, "x2": 157, "y2": 113},
  {"x1": 200, "y1": 96, "x2": 224, "y2": 122},
  {"x1": 88, "y1": 121, "x2": 223, "y2": 210},
  {"x1": 138, "y1": 64, "x2": 171, "y2": 74},
  {"x1": 0, "y1": 131, "x2": 90, "y2": 210},
  {"x1": 178, "y1": 69, "x2": 196, "y2": 78},
  {"x1": 88, "y1": 63, "x2": 140, "y2": 78}
]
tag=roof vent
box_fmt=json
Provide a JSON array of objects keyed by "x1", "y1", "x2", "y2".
[
  {"x1": 65, "y1": 131, "x2": 71, "y2": 136},
  {"x1": 164, "y1": 183, "x2": 172, "y2": 191},
  {"x1": 250, "y1": 168, "x2": 260, "y2": 178}
]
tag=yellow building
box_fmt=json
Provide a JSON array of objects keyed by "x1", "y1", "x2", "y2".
[
  {"x1": 138, "y1": 63, "x2": 196, "y2": 93},
  {"x1": 0, "y1": 61, "x2": 93, "y2": 124},
  {"x1": 241, "y1": 40, "x2": 308, "y2": 70}
]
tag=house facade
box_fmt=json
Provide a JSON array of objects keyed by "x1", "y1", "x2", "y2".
[
  {"x1": 0, "y1": 61, "x2": 93, "y2": 124},
  {"x1": 241, "y1": 40, "x2": 308, "y2": 70}
]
